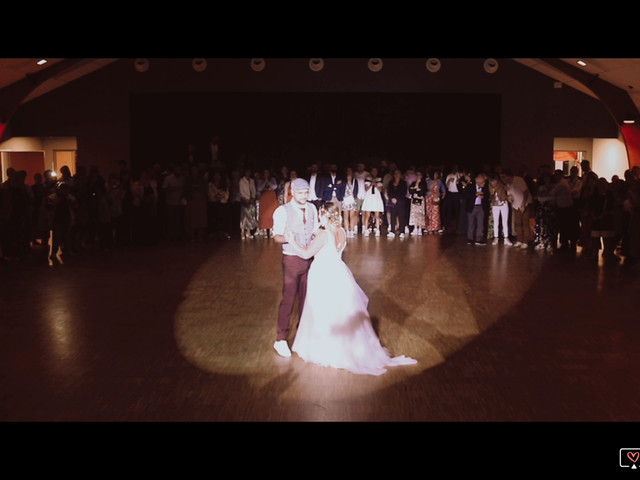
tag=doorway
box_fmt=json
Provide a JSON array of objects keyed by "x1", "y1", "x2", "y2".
[
  {"x1": 0, "y1": 151, "x2": 45, "y2": 185},
  {"x1": 54, "y1": 150, "x2": 77, "y2": 177},
  {"x1": 553, "y1": 150, "x2": 585, "y2": 176}
]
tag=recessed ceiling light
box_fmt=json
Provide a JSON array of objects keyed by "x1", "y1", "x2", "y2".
[
  {"x1": 577, "y1": 60, "x2": 587, "y2": 67},
  {"x1": 37, "y1": 59, "x2": 47, "y2": 65}
]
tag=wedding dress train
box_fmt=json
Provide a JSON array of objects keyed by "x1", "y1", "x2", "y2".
[{"x1": 292, "y1": 228, "x2": 417, "y2": 376}]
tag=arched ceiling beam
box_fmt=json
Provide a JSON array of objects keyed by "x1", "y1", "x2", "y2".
[
  {"x1": 538, "y1": 58, "x2": 639, "y2": 124},
  {"x1": 0, "y1": 58, "x2": 87, "y2": 124}
]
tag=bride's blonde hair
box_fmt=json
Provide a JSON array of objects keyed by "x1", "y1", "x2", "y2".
[{"x1": 319, "y1": 202, "x2": 342, "y2": 230}]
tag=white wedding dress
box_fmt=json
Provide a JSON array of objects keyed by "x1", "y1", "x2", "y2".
[{"x1": 292, "y1": 228, "x2": 417, "y2": 376}]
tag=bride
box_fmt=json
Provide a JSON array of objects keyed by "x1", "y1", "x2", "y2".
[{"x1": 285, "y1": 202, "x2": 417, "y2": 376}]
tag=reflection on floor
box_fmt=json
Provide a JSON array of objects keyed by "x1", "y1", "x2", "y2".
[{"x1": 1, "y1": 232, "x2": 639, "y2": 426}]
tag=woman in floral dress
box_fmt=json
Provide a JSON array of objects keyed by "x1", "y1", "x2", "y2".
[
  {"x1": 408, "y1": 170, "x2": 427, "y2": 235},
  {"x1": 425, "y1": 169, "x2": 445, "y2": 234}
]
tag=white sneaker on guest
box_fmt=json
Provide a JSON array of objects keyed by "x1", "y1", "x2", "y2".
[
  {"x1": 492, "y1": 238, "x2": 499, "y2": 246},
  {"x1": 273, "y1": 340, "x2": 291, "y2": 358},
  {"x1": 504, "y1": 238, "x2": 513, "y2": 246},
  {"x1": 387, "y1": 231, "x2": 395, "y2": 238}
]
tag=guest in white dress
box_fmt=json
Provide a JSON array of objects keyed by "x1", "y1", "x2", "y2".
[{"x1": 361, "y1": 166, "x2": 385, "y2": 237}]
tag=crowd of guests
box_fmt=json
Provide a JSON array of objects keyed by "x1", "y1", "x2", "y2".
[{"x1": 1, "y1": 155, "x2": 639, "y2": 268}]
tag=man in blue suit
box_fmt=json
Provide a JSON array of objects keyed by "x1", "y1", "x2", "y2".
[
  {"x1": 306, "y1": 162, "x2": 324, "y2": 210},
  {"x1": 462, "y1": 172, "x2": 490, "y2": 245},
  {"x1": 317, "y1": 163, "x2": 346, "y2": 214}
]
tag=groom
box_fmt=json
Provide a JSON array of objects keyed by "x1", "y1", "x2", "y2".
[{"x1": 271, "y1": 178, "x2": 319, "y2": 357}]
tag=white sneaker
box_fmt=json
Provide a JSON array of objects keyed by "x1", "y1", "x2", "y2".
[
  {"x1": 273, "y1": 340, "x2": 291, "y2": 358},
  {"x1": 387, "y1": 232, "x2": 395, "y2": 238},
  {"x1": 512, "y1": 241, "x2": 521, "y2": 247},
  {"x1": 374, "y1": 229, "x2": 380, "y2": 237},
  {"x1": 399, "y1": 233, "x2": 405, "y2": 238},
  {"x1": 492, "y1": 238, "x2": 499, "y2": 246},
  {"x1": 363, "y1": 229, "x2": 370, "y2": 236},
  {"x1": 520, "y1": 242, "x2": 529, "y2": 249},
  {"x1": 504, "y1": 238, "x2": 513, "y2": 246}
]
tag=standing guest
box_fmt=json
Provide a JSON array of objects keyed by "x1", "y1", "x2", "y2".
[
  {"x1": 578, "y1": 171, "x2": 599, "y2": 257},
  {"x1": 621, "y1": 167, "x2": 640, "y2": 267},
  {"x1": 580, "y1": 159, "x2": 593, "y2": 179},
  {"x1": 228, "y1": 158, "x2": 245, "y2": 239},
  {"x1": 33, "y1": 170, "x2": 58, "y2": 249},
  {"x1": 31, "y1": 173, "x2": 47, "y2": 246},
  {"x1": 341, "y1": 166, "x2": 359, "y2": 238},
  {"x1": 587, "y1": 177, "x2": 616, "y2": 262},
  {"x1": 457, "y1": 168, "x2": 473, "y2": 235},
  {"x1": 381, "y1": 162, "x2": 398, "y2": 231},
  {"x1": 271, "y1": 178, "x2": 319, "y2": 358},
  {"x1": 0, "y1": 168, "x2": 15, "y2": 260},
  {"x1": 568, "y1": 165, "x2": 583, "y2": 203},
  {"x1": 117, "y1": 168, "x2": 134, "y2": 245},
  {"x1": 238, "y1": 168, "x2": 257, "y2": 240},
  {"x1": 306, "y1": 161, "x2": 323, "y2": 210},
  {"x1": 162, "y1": 163, "x2": 185, "y2": 242},
  {"x1": 533, "y1": 171, "x2": 557, "y2": 251},
  {"x1": 403, "y1": 166, "x2": 417, "y2": 235},
  {"x1": 443, "y1": 165, "x2": 462, "y2": 233},
  {"x1": 283, "y1": 169, "x2": 298, "y2": 204},
  {"x1": 275, "y1": 165, "x2": 289, "y2": 205},
  {"x1": 361, "y1": 166, "x2": 385, "y2": 237},
  {"x1": 502, "y1": 169, "x2": 531, "y2": 249},
  {"x1": 106, "y1": 172, "x2": 125, "y2": 248},
  {"x1": 183, "y1": 164, "x2": 208, "y2": 242},
  {"x1": 131, "y1": 169, "x2": 158, "y2": 246},
  {"x1": 463, "y1": 172, "x2": 490, "y2": 245},
  {"x1": 567, "y1": 165, "x2": 583, "y2": 247},
  {"x1": 58, "y1": 165, "x2": 74, "y2": 189},
  {"x1": 318, "y1": 162, "x2": 346, "y2": 215},
  {"x1": 5, "y1": 170, "x2": 32, "y2": 258},
  {"x1": 207, "y1": 169, "x2": 231, "y2": 240},
  {"x1": 610, "y1": 174, "x2": 626, "y2": 255},
  {"x1": 71, "y1": 165, "x2": 92, "y2": 250},
  {"x1": 425, "y1": 169, "x2": 446, "y2": 234},
  {"x1": 353, "y1": 161, "x2": 370, "y2": 234},
  {"x1": 488, "y1": 175, "x2": 512, "y2": 245},
  {"x1": 94, "y1": 179, "x2": 112, "y2": 251},
  {"x1": 408, "y1": 170, "x2": 427, "y2": 235},
  {"x1": 549, "y1": 169, "x2": 576, "y2": 252},
  {"x1": 385, "y1": 169, "x2": 408, "y2": 238},
  {"x1": 46, "y1": 182, "x2": 77, "y2": 260},
  {"x1": 257, "y1": 168, "x2": 278, "y2": 238}
]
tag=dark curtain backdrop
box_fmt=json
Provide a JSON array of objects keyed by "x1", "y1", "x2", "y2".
[{"x1": 130, "y1": 92, "x2": 500, "y2": 175}]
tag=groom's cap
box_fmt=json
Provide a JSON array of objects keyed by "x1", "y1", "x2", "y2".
[{"x1": 291, "y1": 178, "x2": 310, "y2": 191}]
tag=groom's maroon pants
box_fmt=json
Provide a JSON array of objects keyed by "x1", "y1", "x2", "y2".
[{"x1": 277, "y1": 254, "x2": 312, "y2": 341}]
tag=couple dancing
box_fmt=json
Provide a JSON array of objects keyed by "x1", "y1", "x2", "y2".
[{"x1": 271, "y1": 177, "x2": 416, "y2": 376}]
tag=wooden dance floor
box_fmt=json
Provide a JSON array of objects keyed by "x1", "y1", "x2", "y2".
[{"x1": 1, "y1": 232, "x2": 640, "y2": 427}]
